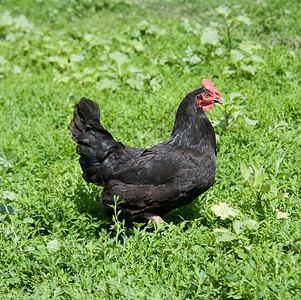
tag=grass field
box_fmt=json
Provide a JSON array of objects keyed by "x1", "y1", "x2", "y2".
[{"x1": 0, "y1": 0, "x2": 300, "y2": 298}]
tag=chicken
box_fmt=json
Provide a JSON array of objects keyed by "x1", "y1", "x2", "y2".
[{"x1": 70, "y1": 79, "x2": 222, "y2": 226}]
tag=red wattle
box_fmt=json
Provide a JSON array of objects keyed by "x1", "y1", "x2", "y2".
[{"x1": 202, "y1": 103, "x2": 214, "y2": 111}]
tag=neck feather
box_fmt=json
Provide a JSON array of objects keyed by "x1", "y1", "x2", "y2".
[{"x1": 168, "y1": 98, "x2": 216, "y2": 149}]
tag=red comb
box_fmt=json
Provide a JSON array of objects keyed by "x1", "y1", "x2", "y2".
[{"x1": 201, "y1": 79, "x2": 221, "y2": 98}]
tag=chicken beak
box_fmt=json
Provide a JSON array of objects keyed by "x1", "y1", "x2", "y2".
[{"x1": 214, "y1": 98, "x2": 223, "y2": 104}]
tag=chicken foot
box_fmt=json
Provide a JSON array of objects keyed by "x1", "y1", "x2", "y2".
[{"x1": 142, "y1": 213, "x2": 164, "y2": 233}]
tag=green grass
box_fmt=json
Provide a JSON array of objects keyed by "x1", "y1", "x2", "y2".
[{"x1": 0, "y1": 0, "x2": 300, "y2": 298}]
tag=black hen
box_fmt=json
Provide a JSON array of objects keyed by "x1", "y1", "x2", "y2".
[{"x1": 70, "y1": 79, "x2": 222, "y2": 226}]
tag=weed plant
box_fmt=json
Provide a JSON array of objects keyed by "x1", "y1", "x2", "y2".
[{"x1": 0, "y1": 0, "x2": 300, "y2": 298}]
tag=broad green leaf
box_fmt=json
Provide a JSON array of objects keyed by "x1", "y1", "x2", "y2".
[
  {"x1": 81, "y1": 76, "x2": 95, "y2": 83},
  {"x1": 244, "y1": 116, "x2": 258, "y2": 126},
  {"x1": 234, "y1": 15, "x2": 252, "y2": 25},
  {"x1": 0, "y1": 11, "x2": 14, "y2": 27},
  {"x1": 23, "y1": 217, "x2": 34, "y2": 224},
  {"x1": 229, "y1": 92, "x2": 243, "y2": 101},
  {"x1": 277, "y1": 121, "x2": 288, "y2": 127},
  {"x1": 240, "y1": 161, "x2": 251, "y2": 183},
  {"x1": 244, "y1": 219, "x2": 259, "y2": 230},
  {"x1": 216, "y1": 6, "x2": 230, "y2": 18},
  {"x1": 215, "y1": 47, "x2": 225, "y2": 56},
  {"x1": 96, "y1": 78, "x2": 119, "y2": 91},
  {"x1": 275, "y1": 158, "x2": 283, "y2": 174},
  {"x1": 227, "y1": 105, "x2": 241, "y2": 114},
  {"x1": 259, "y1": 183, "x2": 271, "y2": 193},
  {"x1": 275, "y1": 172, "x2": 290, "y2": 180},
  {"x1": 26, "y1": 246, "x2": 40, "y2": 255},
  {"x1": 214, "y1": 228, "x2": 236, "y2": 242},
  {"x1": 213, "y1": 228, "x2": 230, "y2": 233},
  {"x1": 270, "y1": 184, "x2": 278, "y2": 193},
  {"x1": 253, "y1": 165, "x2": 264, "y2": 187},
  {"x1": 109, "y1": 51, "x2": 129, "y2": 66},
  {"x1": 276, "y1": 211, "x2": 289, "y2": 219},
  {"x1": 126, "y1": 78, "x2": 144, "y2": 90},
  {"x1": 216, "y1": 233, "x2": 236, "y2": 242},
  {"x1": 277, "y1": 192, "x2": 289, "y2": 198},
  {"x1": 13, "y1": 65, "x2": 22, "y2": 74},
  {"x1": 130, "y1": 40, "x2": 144, "y2": 52},
  {"x1": 241, "y1": 64, "x2": 257, "y2": 75},
  {"x1": 232, "y1": 110, "x2": 240, "y2": 120},
  {"x1": 127, "y1": 66, "x2": 144, "y2": 73},
  {"x1": 181, "y1": 19, "x2": 194, "y2": 33},
  {"x1": 250, "y1": 55, "x2": 264, "y2": 63},
  {"x1": 0, "y1": 203, "x2": 14, "y2": 214},
  {"x1": 201, "y1": 27, "x2": 219, "y2": 45},
  {"x1": 235, "y1": 248, "x2": 247, "y2": 259},
  {"x1": 285, "y1": 71, "x2": 294, "y2": 79},
  {"x1": 137, "y1": 20, "x2": 149, "y2": 30},
  {"x1": 189, "y1": 55, "x2": 201, "y2": 65},
  {"x1": 0, "y1": 56, "x2": 8, "y2": 65},
  {"x1": 222, "y1": 66, "x2": 236, "y2": 75},
  {"x1": 230, "y1": 50, "x2": 245, "y2": 63},
  {"x1": 72, "y1": 73, "x2": 82, "y2": 80},
  {"x1": 2, "y1": 191, "x2": 18, "y2": 202},
  {"x1": 54, "y1": 75, "x2": 70, "y2": 84},
  {"x1": 233, "y1": 220, "x2": 244, "y2": 235},
  {"x1": 239, "y1": 41, "x2": 262, "y2": 53},
  {"x1": 82, "y1": 67, "x2": 96, "y2": 75},
  {"x1": 209, "y1": 21, "x2": 219, "y2": 28},
  {"x1": 46, "y1": 56, "x2": 68, "y2": 68},
  {"x1": 194, "y1": 269, "x2": 206, "y2": 283},
  {"x1": 70, "y1": 54, "x2": 84, "y2": 64},
  {"x1": 99, "y1": 64, "x2": 113, "y2": 71},
  {"x1": 83, "y1": 33, "x2": 95, "y2": 42},
  {"x1": 150, "y1": 77, "x2": 161, "y2": 89},
  {"x1": 146, "y1": 24, "x2": 159, "y2": 35},
  {"x1": 211, "y1": 202, "x2": 237, "y2": 220},
  {"x1": 14, "y1": 15, "x2": 34, "y2": 30},
  {"x1": 0, "y1": 148, "x2": 14, "y2": 171},
  {"x1": 47, "y1": 239, "x2": 61, "y2": 252},
  {"x1": 5, "y1": 33, "x2": 18, "y2": 42}
]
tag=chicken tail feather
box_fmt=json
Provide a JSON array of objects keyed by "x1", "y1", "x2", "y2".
[{"x1": 70, "y1": 98, "x2": 124, "y2": 185}]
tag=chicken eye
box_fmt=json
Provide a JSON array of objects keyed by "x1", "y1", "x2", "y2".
[{"x1": 204, "y1": 93, "x2": 210, "y2": 98}]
